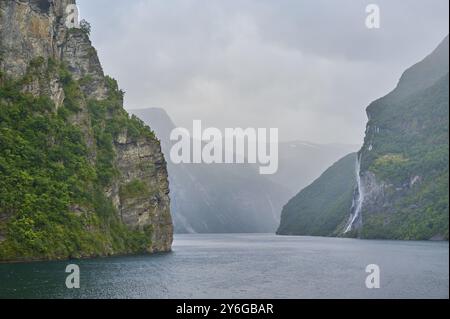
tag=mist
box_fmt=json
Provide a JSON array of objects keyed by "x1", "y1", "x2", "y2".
[{"x1": 78, "y1": 0, "x2": 449, "y2": 144}]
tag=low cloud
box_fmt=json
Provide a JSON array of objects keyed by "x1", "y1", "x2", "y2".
[{"x1": 78, "y1": 0, "x2": 449, "y2": 144}]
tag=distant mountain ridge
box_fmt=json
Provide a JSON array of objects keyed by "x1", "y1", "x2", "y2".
[
  {"x1": 130, "y1": 108, "x2": 290, "y2": 233},
  {"x1": 131, "y1": 108, "x2": 360, "y2": 234}
]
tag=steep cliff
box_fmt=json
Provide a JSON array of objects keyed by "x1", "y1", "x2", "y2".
[
  {"x1": 345, "y1": 36, "x2": 449, "y2": 240},
  {"x1": 0, "y1": 0, "x2": 173, "y2": 261}
]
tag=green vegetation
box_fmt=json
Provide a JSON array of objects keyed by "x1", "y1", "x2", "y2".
[
  {"x1": 355, "y1": 36, "x2": 449, "y2": 240},
  {"x1": 363, "y1": 73, "x2": 449, "y2": 183},
  {"x1": 277, "y1": 153, "x2": 357, "y2": 236},
  {"x1": 369, "y1": 154, "x2": 411, "y2": 186},
  {"x1": 87, "y1": 75, "x2": 157, "y2": 187},
  {"x1": 120, "y1": 180, "x2": 150, "y2": 200},
  {"x1": 79, "y1": 20, "x2": 92, "y2": 36},
  {"x1": 0, "y1": 58, "x2": 156, "y2": 261},
  {"x1": 360, "y1": 72, "x2": 449, "y2": 240}
]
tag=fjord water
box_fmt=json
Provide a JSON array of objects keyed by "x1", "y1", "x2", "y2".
[{"x1": 0, "y1": 234, "x2": 448, "y2": 299}]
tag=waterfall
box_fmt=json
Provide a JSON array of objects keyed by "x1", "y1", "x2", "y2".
[{"x1": 344, "y1": 155, "x2": 364, "y2": 233}]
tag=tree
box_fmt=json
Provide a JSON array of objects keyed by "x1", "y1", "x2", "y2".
[{"x1": 79, "y1": 19, "x2": 91, "y2": 36}]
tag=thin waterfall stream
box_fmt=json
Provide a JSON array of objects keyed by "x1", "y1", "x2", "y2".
[{"x1": 345, "y1": 155, "x2": 364, "y2": 233}]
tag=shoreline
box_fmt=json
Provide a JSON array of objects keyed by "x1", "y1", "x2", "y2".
[{"x1": 0, "y1": 249, "x2": 173, "y2": 265}]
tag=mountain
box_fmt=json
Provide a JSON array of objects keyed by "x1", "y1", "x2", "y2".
[
  {"x1": 130, "y1": 108, "x2": 290, "y2": 233},
  {"x1": 277, "y1": 153, "x2": 357, "y2": 236},
  {"x1": 270, "y1": 141, "x2": 359, "y2": 196},
  {"x1": 0, "y1": 0, "x2": 173, "y2": 262},
  {"x1": 345, "y1": 36, "x2": 449, "y2": 240},
  {"x1": 278, "y1": 36, "x2": 449, "y2": 240}
]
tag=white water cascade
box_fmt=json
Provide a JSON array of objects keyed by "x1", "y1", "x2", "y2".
[{"x1": 345, "y1": 155, "x2": 365, "y2": 233}]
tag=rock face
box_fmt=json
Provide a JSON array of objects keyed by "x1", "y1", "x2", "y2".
[
  {"x1": 113, "y1": 136, "x2": 172, "y2": 252},
  {"x1": 0, "y1": 0, "x2": 107, "y2": 100},
  {"x1": 0, "y1": 0, "x2": 172, "y2": 260},
  {"x1": 345, "y1": 36, "x2": 449, "y2": 240}
]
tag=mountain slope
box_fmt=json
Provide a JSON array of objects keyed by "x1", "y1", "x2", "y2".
[
  {"x1": 0, "y1": 0, "x2": 172, "y2": 261},
  {"x1": 269, "y1": 141, "x2": 359, "y2": 196},
  {"x1": 130, "y1": 108, "x2": 290, "y2": 233},
  {"x1": 345, "y1": 36, "x2": 449, "y2": 240},
  {"x1": 277, "y1": 36, "x2": 449, "y2": 240},
  {"x1": 277, "y1": 153, "x2": 357, "y2": 236}
]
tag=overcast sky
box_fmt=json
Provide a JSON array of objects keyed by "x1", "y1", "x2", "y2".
[{"x1": 77, "y1": 0, "x2": 448, "y2": 144}]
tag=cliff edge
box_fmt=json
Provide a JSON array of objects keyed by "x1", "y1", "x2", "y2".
[{"x1": 0, "y1": 0, "x2": 173, "y2": 261}]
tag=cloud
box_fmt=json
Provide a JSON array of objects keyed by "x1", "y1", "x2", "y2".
[{"x1": 77, "y1": 0, "x2": 449, "y2": 144}]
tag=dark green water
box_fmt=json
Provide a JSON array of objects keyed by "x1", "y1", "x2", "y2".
[{"x1": 0, "y1": 234, "x2": 448, "y2": 299}]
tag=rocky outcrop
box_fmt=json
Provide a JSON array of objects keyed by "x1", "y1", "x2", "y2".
[
  {"x1": 113, "y1": 135, "x2": 172, "y2": 252},
  {"x1": 0, "y1": 0, "x2": 106, "y2": 100},
  {"x1": 0, "y1": 0, "x2": 173, "y2": 258},
  {"x1": 1, "y1": 1, "x2": 71, "y2": 76}
]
